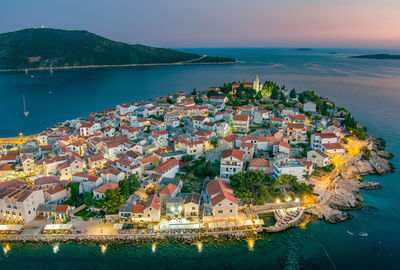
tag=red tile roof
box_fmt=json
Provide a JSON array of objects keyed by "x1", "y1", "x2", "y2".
[
  {"x1": 250, "y1": 158, "x2": 270, "y2": 167},
  {"x1": 139, "y1": 155, "x2": 159, "y2": 165},
  {"x1": 94, "y1": 182, "x2": 119, "y2": 194},
  {"x1": 233, "y1": 114, "x2": 249, "y2": 122},
  {"x1": 132, "y1": 203, "x2": 144, "y2": 214},
  {"x1": 46, "y1": 185, "x2": 66, "y2": 195},
  {"x1": 241, "y1": 142, "x2": 254, "y2": 148},
  {"x1": 206, "y1": 179, "x2": 237, "y2": 206},
  {"x1": 153, "y1": 159, "x2": 179, "y2": 173},
  {"x1": 323, "y1": 143, "x2": 343, "y2": 150},
  {"x1": 159, "y1": 183, "x2": 178, "y2": 195},
  {"x1": 314, "y1": 149, "x2": 330, "y2": 158},
  {"x1": 287, "y1": 123, "x2": 305, "y2": 130},
  {"x1": 144, "y1": 194, "x2": 161, "y2": 210},
  {"x1": 55, "y1": 204, "x2": 69, "y2": 213},
  {"x1": 279, "y1": 142, "x2": 290, "y2": 149},
  {"x1": 222, "y1": 149, "x2": 244, "y2": 161},
  {"x1": 222, "y1": 134, "x2": 239, "y2": 143},
  {"x1": 315, "y1": 133, "x2": 337, "y2": 139},
  {"x1": 88, "y1": 153, "x2": 104, "y2": 162}
]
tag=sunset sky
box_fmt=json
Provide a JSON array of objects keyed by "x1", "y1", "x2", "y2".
[{"x1": 1, "y1": 0, "x2": 400, "y2": 48}]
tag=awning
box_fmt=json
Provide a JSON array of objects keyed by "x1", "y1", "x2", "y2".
[
  {"x1": 168, "y1": 223, "x2": 200, "y2": 230},
  {"x1": 113, "y1": 224, "x2": 123, "y2": 230},
  {"x1": 0, "y1": 224, "x2": 23, "y2": 232},
  {"x1": 253, "y1": 219, "x2": 265, "y2": 226},
  {"x1": 43, "y1": 224, "x2": 73, "y2": 231}
]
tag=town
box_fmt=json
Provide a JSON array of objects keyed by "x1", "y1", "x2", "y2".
[{"x1": 0, "y1": 76, "x2": 377, "y2": 239}]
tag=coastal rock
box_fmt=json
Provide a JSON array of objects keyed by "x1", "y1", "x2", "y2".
[
  {"x1": 376, "y1": 150, "x2": 394, "y2": 160},
  {"x1": 328, "y1": 176, "x2": 363, "y2": 211},
  {"x1": 345, "y1": 151, "x2": 394, "y2": 177},
  {"x1": 369, "y1": 153, "x2": 395, "y2": 175},
  {"x1": 305, "y1": 205, "x2": 353, "y2": 224},
  {"x1": 362, "y1": 182, "x2": 382, "y2": 190}
]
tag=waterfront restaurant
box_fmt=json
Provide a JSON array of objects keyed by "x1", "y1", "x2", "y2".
[
  {"x1": 42, "y1": 224, "x2": 74, "y2": 234},
  {"x1": 0, "y1": 224, "x2": 23, "y2": 234}
]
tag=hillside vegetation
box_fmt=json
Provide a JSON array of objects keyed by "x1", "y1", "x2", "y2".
[{"x1": 0, "y1": 28, "x2": 235, "y2": 70}]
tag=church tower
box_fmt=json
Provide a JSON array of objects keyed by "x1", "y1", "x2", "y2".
[{"x1": 253, "y1": 75, "x2": 262, "y2": 92}]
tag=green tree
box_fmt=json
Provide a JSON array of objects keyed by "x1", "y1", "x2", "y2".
[
  {"x1": 230, "y1": 170, "x2": 272, "y2": 205},
  {"x1": 207, "y1": 90, "x2": 220, "y2": 98},
  {"x1": 118, "y1": 175, "x2": 140, "y2": 197},
  {"x1": 289, "y1": 89, "x2": 297, "y2": 98},
  {"x1": 166, "y1": 98, "x2": 176, "y2": 104},
  {"x1": 182, "y1": 154, "x2": 196, "y2": 162},
  {"x1": 210, "y1": 138, "x2": 218, "y2": 149},
  {"x1": 270, "y1": 88, "x2": 280, "y2": 100},
  {"x1": 102, "y1": 188, "x2": 126, "y2": 214},
  {"x1": 298, "y1": 92, "x2": 305, "y2": 104},
  {"x1": 360, "y1": 146, "x2": 371, "y2": 160},
  {"x1": 83, "y1": 192, "x2": 94, "y2": 207},
  {"x1": 194, "y1": 96, "x2": 203, "y2": 104}
]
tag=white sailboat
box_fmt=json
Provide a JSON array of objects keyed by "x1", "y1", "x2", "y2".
[{"x1": 23, "y1": 95, "x2": 30, "y2": 117}]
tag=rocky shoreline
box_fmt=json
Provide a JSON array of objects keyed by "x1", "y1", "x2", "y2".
[
  {"x1": 305, "y1": 138, "x2": 394, "y2": 224},
  {"x1": 0, "y1": 231, "x2": 260, "y2": 245}
]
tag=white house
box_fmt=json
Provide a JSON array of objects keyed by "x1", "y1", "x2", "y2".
[
  {"x1": 0, "y1": 186, "x2": 45, "y2": 224},
  {"x1": 148, "y1": 159, "x2": 179, "y2": 179},
  {"x1": 233, "y1": 115, "x2": 250, "y2": 132},
  {"x1": 72, "y1": 174, "x2": 104, "y2": 193},
  {"x1": 253, "y1": 110, "x2": 272, "y2": 124},
  {"x1": 205, "y1": 179, "x2": 238, "y2": 220},
  {"x1": 307, "y1": 149, "x2": 332, "y2": 167},
  {"x1": 311, "y1": 133, "x2": 339, "y2": 151},
  {"x1": 272, "y1": 158, "x2": 306, "y2": 182},
  {"x1": 79, "y1": 122, "x2": 101, "y2": 137},
  {"x1": 304, "y1": 101, "x2": 317, "y2": 113},
  {"x1": 220, "y1": 149, "x2": 244, "y2": 181}
]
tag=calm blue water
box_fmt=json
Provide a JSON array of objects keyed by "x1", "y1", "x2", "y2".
[{"x1": 1, "y1": 48, "x2": 399, "y2": 269}]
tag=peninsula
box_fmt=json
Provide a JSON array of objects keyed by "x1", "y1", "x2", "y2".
[
  {"x1": 0, "y1": 77, "x2": 394, "y2": 244},
  {"x1": 0, "y1": 28, "x2": 236, "y2": 71}
]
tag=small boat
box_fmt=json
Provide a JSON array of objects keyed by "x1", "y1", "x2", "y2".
[
  {"x1": 346, "y1": 231, "x2": 354, "y2": 235},
  {"x1": 359, "y1": 232, "x2": 368, "y2": 237},
  {"x1": 50, "y1": 66, "x2": 53, "y2": 75},
  {"x1": 30, "y1": 75, "x2": 34, "y2": 78},
  {"x1": 49, "y1": 90, "x2": 53, "y2": 94},
  {"x1": 22, "y1": 95, "x2": 30, "y2": 117}
]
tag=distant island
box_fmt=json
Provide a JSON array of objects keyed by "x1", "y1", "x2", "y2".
[
  {"x1": 295, "y1": 48, "x2": 313, "y2": 51},
  {"x1": 349, "y1": 54, "x2": 400, "y2": 60},
  {"x1": 0, "y1": 28, "x2": 236, "y2": 71}
]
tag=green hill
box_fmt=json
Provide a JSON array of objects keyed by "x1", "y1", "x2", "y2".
[{"x1": 0, "y1": 28, "x2": 236, "y2": 70}]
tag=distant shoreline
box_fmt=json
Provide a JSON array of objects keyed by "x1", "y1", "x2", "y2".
[
  {"x1": 0, "y1": 61, "x2": 239, "y2": 73},
  {"x1": 349, "y1": 54, "x2": 400, "y2": 60}
]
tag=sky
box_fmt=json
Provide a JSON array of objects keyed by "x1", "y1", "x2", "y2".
[{"x1": 1, "y1": 0, "x2": 400, "y2": 48}]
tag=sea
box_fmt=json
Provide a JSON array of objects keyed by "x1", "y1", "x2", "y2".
[{"x1": 0, "y1": 48, "x2": 399, "y2": 269}]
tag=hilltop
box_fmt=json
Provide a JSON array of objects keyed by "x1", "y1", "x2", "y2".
[{"x1": 0, "y1": 28, "x2": 236, "y2": 70}]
